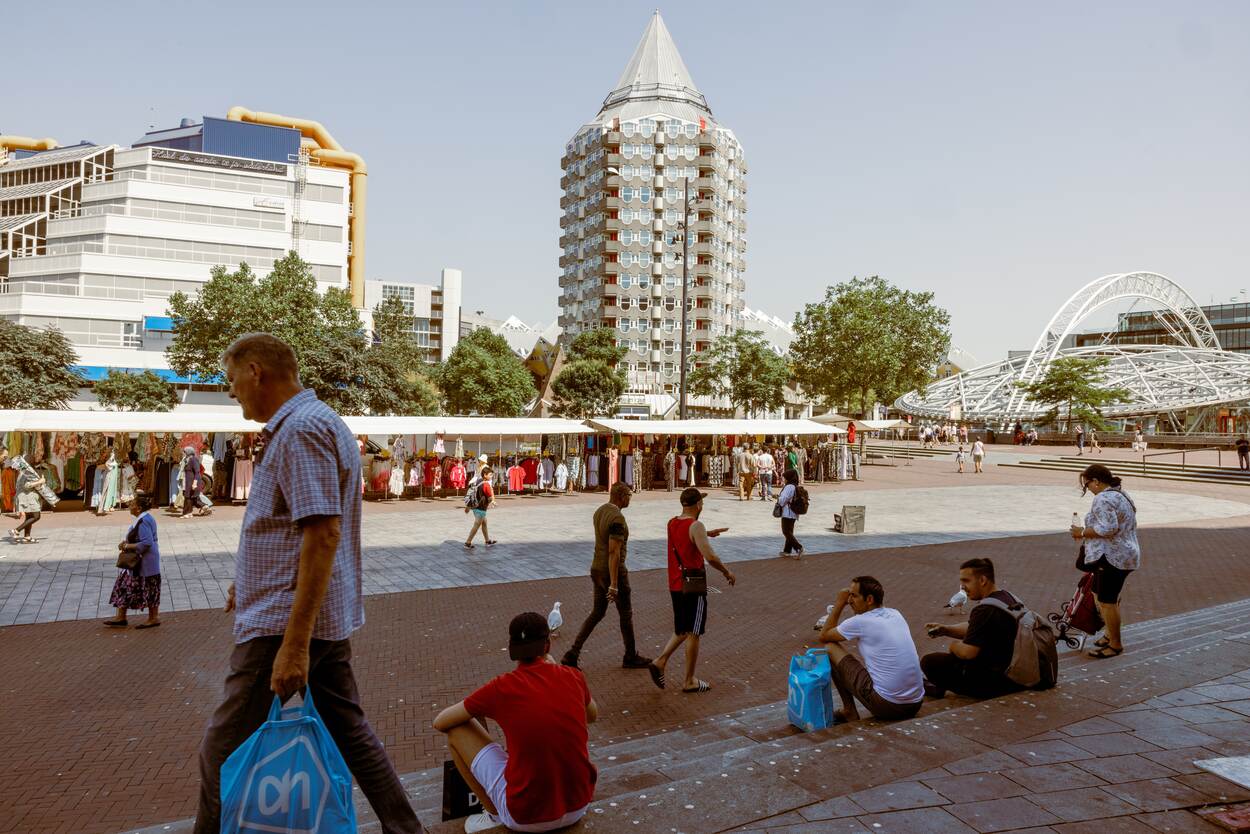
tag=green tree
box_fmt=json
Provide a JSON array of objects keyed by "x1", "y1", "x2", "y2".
[
  {"x1": 688, "y1": 329, "x2": 790, "y2": 417},
  {"x1": 791, "y1": 276, "x2": 951, "y2": 417},
  {"x1": 0, "y1": 320, "x2": 82, "y2": 409},
  {"x1": 363, "y1": 296, "x2": 441, "y2": 415},
  {"x1": 551, "y1": 328, "x2": 627, "y2": 418},
  {"x1": 434, "y1": 328, "x2": 536, "y2": 416},
  {"x1": 1014, "y1": 355, "x2": 1131, "y2": 430},
  {"x1": 166, "y1": 253, "x2": 370, "y2": 413},
  {"x1": 93, "y1": 369, "x2": 179, "y2": 412}
]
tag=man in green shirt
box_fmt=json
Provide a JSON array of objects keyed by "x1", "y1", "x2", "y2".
[{"x1": 562, "y1": 482, "x2": 653, "y2": 671}]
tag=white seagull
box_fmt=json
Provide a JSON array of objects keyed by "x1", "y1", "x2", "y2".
[
  {"x1": 944, "y1": 589, "x2": 968, "y2": 612},
  {"x1": 547, "y1": 602, "x2": 563, "y2": 637},
  {"x1": 814, "y1": 604, "x2": 835, "y2": 631}
]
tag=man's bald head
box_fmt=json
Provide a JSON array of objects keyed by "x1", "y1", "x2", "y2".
[{"x1": 222, "y1": 333, "x2": 299, "y2": 382}]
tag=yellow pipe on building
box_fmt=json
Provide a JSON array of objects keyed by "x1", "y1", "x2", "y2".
[
  {"x1": 0, "y1": 135, "x2": 60, "y2": 162},
  {"x1": 226, "y1": 107, "x2": 366, "y2": 309}
]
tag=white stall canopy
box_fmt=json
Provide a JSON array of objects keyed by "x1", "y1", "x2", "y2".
[{"x1": 584, "y1": 418, "x2": 842, "y2": 436}]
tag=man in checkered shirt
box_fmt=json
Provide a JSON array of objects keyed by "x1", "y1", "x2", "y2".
[{"x1": 194, "y1": 333, "x2": 423, "y2": 834}]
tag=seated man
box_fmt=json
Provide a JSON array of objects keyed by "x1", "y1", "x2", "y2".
[
  {"x1": 922, "y1": 557, "x2": 1024, "y2": 699},
  {"x1": 819, "y1": 575, "x2": 924, "y2": 722},
  {"x1": 434, "y1": 612, "x2": 598, "y2": 833}
]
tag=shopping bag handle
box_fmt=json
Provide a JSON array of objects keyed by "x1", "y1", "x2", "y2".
[{"x1": 267, "y1": 689, "x2": 315, "y2": 722}]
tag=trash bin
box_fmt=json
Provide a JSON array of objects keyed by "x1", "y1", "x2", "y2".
[{"x1": 834, "y1": 505, "x2": 865, "y2": 534}]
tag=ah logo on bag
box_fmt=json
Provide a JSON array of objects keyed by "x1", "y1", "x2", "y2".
[{"x1": 238, "y1": 736, "x2": 330, "y2": 834}]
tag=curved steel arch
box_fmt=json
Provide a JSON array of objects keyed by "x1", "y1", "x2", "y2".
[{"x1": 1003, "y1": 272, "x2": 1219, "y2": 419}]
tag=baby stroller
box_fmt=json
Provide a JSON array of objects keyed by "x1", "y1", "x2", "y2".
[{"x1": 1048, "y1": 572, "x2": 1103, "y2": 649}]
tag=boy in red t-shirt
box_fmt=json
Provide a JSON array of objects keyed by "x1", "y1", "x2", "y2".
[{"x1": 434, "y1": 612, "x2": 599, "y2": 833}]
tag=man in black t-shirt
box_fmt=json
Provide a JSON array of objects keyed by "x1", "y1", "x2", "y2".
[
  {"x1": 921, "y1": 557, "x2": 1023, "y2": 699},
  {"x1": 1237, "y1": 435, "x2": 1249, "y2": 472}
]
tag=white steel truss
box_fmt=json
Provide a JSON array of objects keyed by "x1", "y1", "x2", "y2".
[{"x1": 897, "y1": 272, "x2": 1250, "y2": 422}]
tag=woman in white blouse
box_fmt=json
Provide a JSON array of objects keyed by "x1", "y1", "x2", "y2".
[{"x1": 1070, "y1": 463, "x2": 1140, "y2": 658}]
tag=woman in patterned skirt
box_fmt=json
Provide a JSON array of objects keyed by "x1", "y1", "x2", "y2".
[{"x1": 105, "y1": 491, "x2": 163, "y2": 628}]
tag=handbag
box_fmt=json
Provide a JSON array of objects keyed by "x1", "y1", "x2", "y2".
[
  {"x1": 772, "y1": 501, "x2": 783, "y2": 519},
  {"x1": 116, "y1": 520, "x2": 143, "y2": 571},
  {"x1": 670, "y1": 520, "x2": 707, "y2": 594},
  {"x1": 1075, "y1": 543, "x2": 1095, "y2": 572}
]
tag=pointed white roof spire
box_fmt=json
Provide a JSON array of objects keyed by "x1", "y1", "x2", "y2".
[{"x1": 597, "y1": 11, "x2": 712, "y2": 122}]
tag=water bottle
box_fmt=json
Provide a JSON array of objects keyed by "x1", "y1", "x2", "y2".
[{"x1": 1072, "y1": 512, "x2": 1080, "y2": 528}]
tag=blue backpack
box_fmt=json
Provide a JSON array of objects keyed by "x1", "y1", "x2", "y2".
[{"x1": 220, "y1": 693, "x2": 357, "y2": 834}]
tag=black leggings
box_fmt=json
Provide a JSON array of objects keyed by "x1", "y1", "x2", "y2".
[
  {"x1": 15, "y1": 512, "x2": 40, "y2": 536},
  {"x1": 781, "y1": 517, "x2": 803, "y2": 554}
]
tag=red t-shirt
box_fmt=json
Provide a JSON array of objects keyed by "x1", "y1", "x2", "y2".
[
  {"x1": 463, "y1": 661, "x2": 597, "y2": 824},
  {"x1": 667, "y1": 516, "x2": 704, "y2": 592}
]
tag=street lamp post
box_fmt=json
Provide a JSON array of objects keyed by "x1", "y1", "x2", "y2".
[{"x1": 679, "y1": 175, "x2": 691, "y2": 419}]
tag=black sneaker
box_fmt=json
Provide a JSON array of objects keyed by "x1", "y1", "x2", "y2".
[
  {"x1": 923, "y1": 681, "x2": 946, "y2": 699},
  {"x1": 622, "y1": 655, "x2": 653, "y2": 669}
]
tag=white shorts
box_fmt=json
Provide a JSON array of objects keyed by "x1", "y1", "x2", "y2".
[{"x1": 470, "y1": 742, "x2": 589, "y2": 832}]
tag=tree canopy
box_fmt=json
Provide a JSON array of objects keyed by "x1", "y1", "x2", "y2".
[
  {"x1": 0, "y1": 320, "x2": 82, "y2": 409},
  {"x1": 93, "y1": 369, "x2": 179, "y2": 412},
  {"x1": 1014, "y1": 355, "x2": 1131, "y2": 430},
  {"x1": 363, "y1": 296, "x2": 441, "y2": 416},
  {"x1": 166, "y1": 253, "x2": 370, "y2": 413},
  {"x1": 434, "y1": 328, "x2": 536, "y2": 416},
  {"x1": 687, "y1": 329, "x2": 789, "y2": 417},
  {"x1": 790, "y1": 276, "x2": 950, "y2": 417},
  {"x1": 551, "y1": 328, "x2": 627, "y2": 418}
]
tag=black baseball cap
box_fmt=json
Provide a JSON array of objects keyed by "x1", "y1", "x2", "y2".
[
  {"x1": 679, "y1": 487, "x2": 708, "y2": 506},
  {"x1": 508, "y1": 612, "x2": 549, "y2": 661}
]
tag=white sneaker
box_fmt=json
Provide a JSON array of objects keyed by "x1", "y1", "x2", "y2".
[{"x1": 465, "y1": 812, "x2": 500, "y2": 833}]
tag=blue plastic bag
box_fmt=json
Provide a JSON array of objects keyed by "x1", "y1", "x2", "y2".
[
  {"x1": 787, "y1": 648, "x2": 834, "y2": 732},
  {"x1": 220, "y1": 692, "x2": 357, "y2": 834}
]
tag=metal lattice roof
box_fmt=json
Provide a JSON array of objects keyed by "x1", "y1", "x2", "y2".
[
  {"x1": 0, "y1": 213, "x2": 44, "y2": 233},
  {"x1": 0, "y1": 177, "x2": 80, "y2": 201},
  {"x1": 0, "y1": 143, "x2": 108, "y2": 173}
]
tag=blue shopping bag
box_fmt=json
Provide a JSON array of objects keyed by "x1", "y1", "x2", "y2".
[
  {"x1": 787, "y1": 648, "x2": 834, "y2": 732},
  {"x1": 220, "y1": 692, "x2": 357, "y2": 834}
]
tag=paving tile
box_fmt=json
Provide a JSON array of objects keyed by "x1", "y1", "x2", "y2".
[
  {"x1": 1159, "y1": 705, "x2": 1248, "y2": 724},
  {"x1": 854, "y1": 806, "x2": 979, "y2": 833},
  {"x1": 1062, "y1": 716, "x2": 1138, "y2": 737},
  {"x1": 795, "y1": 796, "x2": 864, "y2": 821},
  {"x1": 921, "y1": 772, "x2": 1029, "y2": 803},
  {"x1": 846, "y1": 780, "x2": 948, "y2": 813},
  {"x1": 1106, "y1": 711, "x2": 1194, "y2": 733},
  {"x1": 1190, "y1": 721, "x2": 1250, "y2": 742},
  {"x1": 1002, "y1": 739, "x2": 1096, "y2": 766},
  {"x1": 944, "y1": 750, "x2": 1025, "y2": 776},
  {"x1": 1002, "y1": 763, "x2": 1109, "y2": 793},
  {"x1": 1129, "y1": 725, "x2": 1221, "y2": 750},
  {"x1": 1218, "y1": 699, "x2": 1250, "y2": 718},
  {"x1": 1027, "y1": 787, "x2": 1142, "y2": 822},
  {"x1": 1139, "y1": 747, "x2": 1221, "y2": 775},
  {"x1": 1100, "y1": 777, "x2": 1223, "y2": 813},
  {"x1": 1066, "y1": 733, "x2": 1164, "y2": 757},
  {"x1": 1146, "y1": 690, "x2": 1216, "y2": 708},
  {"x1": 1190, "y1": 684, "x2": 1250, "y2": 702},
  {"x1": 764, "y1": 821, "x2": 869, "y2": 833},
  {"x1": 1132, "y1": 809, "x2": 1225, "y2": 832},
  {"x1": 1174, "y1": 771, "x2": 1250, "y2": 802},
  {"x1": 1074, "y1": 754, "x2": 1180, "y2": 783},
  {"x1": 1049, "y1": 819, "x2": 1156, "y2": 832},
  {"x1": 945, "y1": 796, "x2": 1063, "y2": 832}
]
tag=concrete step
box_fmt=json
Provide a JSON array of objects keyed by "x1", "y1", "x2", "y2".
[{"x1": 1000, "y1": 458, "x2": 1250, "y2": 487}]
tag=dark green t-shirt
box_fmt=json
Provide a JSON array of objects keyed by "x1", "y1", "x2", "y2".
[{"x1": 591, "y1": 502, "x2": 628, "y2": 574}]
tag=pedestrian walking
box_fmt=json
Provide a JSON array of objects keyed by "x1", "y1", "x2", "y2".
[
  {"x1": 737, "y1": 444, "x2": 756, "y2": 501},
  {"x1": 9, "y1": 457, "x2": 45, "y2": 542},
  {"x1": 1237, "y1": 434, "x2": 1249, "y2": 471},
  {"x1": 179, "y1": 446, "x2": 204, "y2": 518},
  {"x1": 105, "y1": 490, "x2": 163, "y2": 628},
  {"x1": 1075, "y1": 424, "x2": 1085, "y2": 455},
  {"x1": 649, "y1": 487, "x2": 736, "y2": 694},
  {"x1": 1072, "y1": 463, "x2": 1140, "y2": 659},
  {"x1": 463, "y1": 465, "x2": 496, "y2": 549},
  {"x1": 955, "y1": 445, "x2": 966, "y2": 474},
  {"x1": 193, "y1": 333, "x2": 422, "y2": 834},
  {"x1": 1088, "y1": 429, "x2": 1101, "y2": 453},
  {"x1": 755, "y1": 446, "x2": 775, "y2": 501},
  {"x1": 971, "y1": 438, "x2": 985, "y2": 473},
  {"x1": 561, "y1": 482, "x2": 652, "y2": 671},
  {"x1": 776, "y1": 468, "x2": 804, "y2": 558}
]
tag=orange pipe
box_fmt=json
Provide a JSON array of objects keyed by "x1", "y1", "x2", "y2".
[
  {"x1": 226, "y1": 107, "x2": 366, "y2": 308},
  {"x1": 0, "y1": 135, "x2": 59, "y2": 163}
]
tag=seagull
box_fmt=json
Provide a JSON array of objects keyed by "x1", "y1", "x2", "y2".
[
  {"x1": 814, "y1": 604, "x2": 835, "y2": 631},
  {"x1": 547, "y1": 602, "x2": 563, "y2": 638},
  {"x1": 944, "y1": 589, "x2": 968, "y2": 612}
]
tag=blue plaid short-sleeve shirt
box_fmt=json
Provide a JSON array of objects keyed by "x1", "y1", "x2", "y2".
[{"x1": 233, "y1": 389, "x2": 365, "y2": 643}]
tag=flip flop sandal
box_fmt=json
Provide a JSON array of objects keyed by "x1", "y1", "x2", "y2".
[
  {"x1": 647, "y1": 664, "x2": 666, "y2": 690},
  {"x1": 135, "y1": 622, "x2": 162, "y2": 629},
  {"x1": 682, "y1": 679, "x2": 712, "y2": 694},
  {"x1": 1087, "y1": 645, "x2": 1123, "y2": 659},
  {"x1": 1093, "y1": 636, "x2": 1111, "y2": 648}
]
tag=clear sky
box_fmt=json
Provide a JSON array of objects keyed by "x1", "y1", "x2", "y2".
[{"x1": 7, "y1": 0, "x2": 1249, "y2": 363}]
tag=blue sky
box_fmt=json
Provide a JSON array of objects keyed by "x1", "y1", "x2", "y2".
[{"x1": 7, "y1": 0, "x2": 1249, "y2": 363}]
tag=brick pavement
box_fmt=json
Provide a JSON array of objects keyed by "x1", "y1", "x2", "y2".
[
  {"x1": 3, "y1": 455, "x2": 1247, "y2": 625},
  {"x1": 3, "y1": 495, "x2": 1250, "y2": 834}
]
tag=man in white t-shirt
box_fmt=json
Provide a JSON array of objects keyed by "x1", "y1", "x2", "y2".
[{"x1": 818, "y1": 576, "x2": 924, "y2": 723}]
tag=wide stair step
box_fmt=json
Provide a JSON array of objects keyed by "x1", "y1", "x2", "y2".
[{"x1": 999, "y1": 456, "x2": 1250, "y2": 486}]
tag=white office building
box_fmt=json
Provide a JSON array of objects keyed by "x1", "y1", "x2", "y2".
[
  {"x1": 364, "y1": 268, "x2": 464, "y2": 363},
  {"x1": 0, "y1": 116, "x2": 350, "y2": 390}
]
